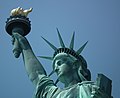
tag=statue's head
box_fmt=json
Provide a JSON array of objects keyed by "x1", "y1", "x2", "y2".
[
  {"x1": 39, "y1": 29, "x2": 91, "y2": 84},
  {"x1": 52, "y1": 50, "x2": 91, "y2": 84}
]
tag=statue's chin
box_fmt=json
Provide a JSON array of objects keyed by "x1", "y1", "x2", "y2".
[{"x1": 57, "y1": 73, "x2": 67, "y2": 84}]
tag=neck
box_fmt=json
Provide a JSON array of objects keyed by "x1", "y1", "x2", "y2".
[
  {"x1": 68, "y1": 80, "x2": 79, "y2": 87},
  {"x1": 63, "y1": 73, "x2": 80, "y2": 87}
]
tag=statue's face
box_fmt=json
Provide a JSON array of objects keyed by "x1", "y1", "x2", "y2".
[{"x1": 53, "y1": 53, "x2": 77, "y2": 83}]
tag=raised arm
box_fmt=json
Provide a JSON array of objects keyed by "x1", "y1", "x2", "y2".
[{"x1": 12, "y1": 33, "x2": 47, "y2": 85}]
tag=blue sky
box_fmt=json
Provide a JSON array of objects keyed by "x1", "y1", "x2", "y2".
[{"x1": 0, "y1": 0, "x2": 120, "y2": 98}]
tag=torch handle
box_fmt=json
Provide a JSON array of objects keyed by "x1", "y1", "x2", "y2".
[
  {"x1": 12, "y1": 27, "x2": 24, "y2": 58},
  {"x1": 12, "y1": 37, "x2": 21, "y2": 58}
]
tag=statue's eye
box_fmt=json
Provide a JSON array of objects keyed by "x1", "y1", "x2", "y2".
[{"x1": 56, "y1": 60, "x2": 62, "y2": 66}]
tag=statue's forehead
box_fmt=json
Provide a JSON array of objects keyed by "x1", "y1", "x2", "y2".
[
  {"x1": 54, "y1": 53, "x2": 68, "y2": 59},
  {"x1": 53, "y1": 53, "x2": 77, "y2": 64}
]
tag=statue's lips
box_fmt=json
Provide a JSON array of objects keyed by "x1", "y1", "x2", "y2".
[
  {"x1": 55, "y1": 69, "x2": 61, "y2": 76},
  {"x1": 56, "y1": 71, "x2": 61, "y2": 75},
  {"x1": 57, "y1": 71, "x2": 64, "y2": 78}
]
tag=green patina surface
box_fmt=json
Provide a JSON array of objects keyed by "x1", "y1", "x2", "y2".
[{"x1": 6, "y1": 8, "x2": 113, "y2": 98}]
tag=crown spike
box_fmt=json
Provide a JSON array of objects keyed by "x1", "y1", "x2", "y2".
[
  {"x1": 38, "y1": 56, "x2": 53, "y2": 60},
  {"x1": 56, "y1": 28, "x2": 65, "y2": 48},
  {"x1": 69, "y1": 32, "x2": 75, "y2": 49},
  {"x1": 41, "y1": 36, "x2": 57, "y2": 51},
  {"x1": 76, "y1": 41, "x2": 88, "y2": 55}
]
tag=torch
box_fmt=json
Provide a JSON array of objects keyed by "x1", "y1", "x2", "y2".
[{"x1": 5, "y1": 7, "x2": 33, "y2": 58}]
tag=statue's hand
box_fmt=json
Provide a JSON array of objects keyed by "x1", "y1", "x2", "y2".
[
  {"x1": 12, "y1": 33, "x2": 31, "y2": 58},
  {"x1": 13, "y1": 33, "x2": 31, "y2": 50},
  {"x1": 12, "y1": 33, "x2": 31, "y2": 50}
]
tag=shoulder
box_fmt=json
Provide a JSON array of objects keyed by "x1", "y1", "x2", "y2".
[
  {"x1": 35, "y1": 74, "x2": 59, "y2": 98},
  {"x1": 36, "y1": 74, "x2": 56, "y2": 91}
]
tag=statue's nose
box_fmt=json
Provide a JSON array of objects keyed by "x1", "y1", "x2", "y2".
[{"x1": 54, "y1": 66, "x2": 59, "y2": 73}]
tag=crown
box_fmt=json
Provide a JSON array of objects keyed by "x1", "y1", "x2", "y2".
[{"x1": 38, "y1": 28, "x2": 88, "y2": 68}]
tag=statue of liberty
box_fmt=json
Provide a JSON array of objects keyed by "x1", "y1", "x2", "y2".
[{"x1": 6, "y1": 7, "x2": 113, "y2": 98}]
